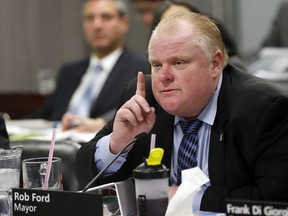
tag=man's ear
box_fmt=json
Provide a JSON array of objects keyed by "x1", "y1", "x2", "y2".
[
  {"x1": 120, "y1": 15, "x2": 130, "y2": 33},
  {"x1": 211, "y1": 50, "x2": 223, "y2": 77}
]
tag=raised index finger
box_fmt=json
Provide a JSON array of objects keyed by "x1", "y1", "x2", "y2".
[{"x1": 136, "y1": 71, "x2": 146, "y2": 98}]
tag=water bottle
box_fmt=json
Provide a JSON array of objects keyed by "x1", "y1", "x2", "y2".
[{"x1": 133, "y1": 148, "x2": 169, "y2": 216}]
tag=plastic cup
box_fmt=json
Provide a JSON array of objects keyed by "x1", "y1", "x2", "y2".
[{"x1": 22, "y1": 157, "x2": 63, "y2": 191}]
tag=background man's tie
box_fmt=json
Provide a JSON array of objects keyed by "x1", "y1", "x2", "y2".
[
  {"x1": 74, "y1": 64, "x2": 103, "y2": 116},
  {"x1": 177, "y1": 119, "x2": 203, "y2": 185}
]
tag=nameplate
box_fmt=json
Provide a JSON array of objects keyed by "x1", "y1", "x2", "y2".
[
  {"x1": 12, "y1": 188, "x2": 103, "y2": 216},
  {"x1": 226, "y1": 199, "x2": 288, "y2": 216}
]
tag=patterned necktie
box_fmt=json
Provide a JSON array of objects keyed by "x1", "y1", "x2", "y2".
[
  {"x1": 177, "y1": 119, "x2": 203, "y2": 185},
  {"x1": 73, "y1": 64, "x2": 103, "y2": 116}
]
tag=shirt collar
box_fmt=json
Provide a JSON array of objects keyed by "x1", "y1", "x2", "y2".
[
  {"x1": 175, "y1": 74, "x2": 223, "y2": 126},
  {"x1": 89, "y1": 47, "x2": 123, "y2": 72}
]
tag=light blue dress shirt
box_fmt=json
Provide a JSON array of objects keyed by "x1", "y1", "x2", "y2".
[
  {"x1": 94, "y1": 74, "x2": 223, "y2": 211},
  {"x1": 67, "y1": 48, "x2": 123, "y2": 117},
  {"x1": 172, "y1": 74, "x2": 222, "y2": 210}
]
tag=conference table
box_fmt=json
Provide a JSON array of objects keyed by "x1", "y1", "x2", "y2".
[{"x1": 6, "y1": 119, "x2": 227, "y2": 216}]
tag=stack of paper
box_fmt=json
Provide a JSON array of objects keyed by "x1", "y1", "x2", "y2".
[{"x1": 6, "y1": 119, "x2": 96, "y2": 143}]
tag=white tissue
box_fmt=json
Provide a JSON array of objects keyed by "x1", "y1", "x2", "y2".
[{"x1": 165, "y1": 167, "x2": 209, "y2": 216}]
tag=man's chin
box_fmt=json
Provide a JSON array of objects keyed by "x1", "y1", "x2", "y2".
[
  {"x1": 160, "y1": 101, "x2": 180, "y2": 115},
  {"x1": 92, "y1": 45, "x2": 107, "y2": 51}
]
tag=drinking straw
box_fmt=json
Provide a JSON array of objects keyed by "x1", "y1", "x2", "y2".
[
  {"x1": 43, "y1": 122, "x2": 57, "y2": 190},
  {"x1": 150, "y1": 133, "x2": 156, "y2": 151}
]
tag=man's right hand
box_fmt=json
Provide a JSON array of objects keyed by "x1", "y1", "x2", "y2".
[
  {"x1": 62, "y1": 114, "x2": 106, "y2": 133},
  {"x1": 109, "y1": 72, "x2": 156, "y2": 154}
]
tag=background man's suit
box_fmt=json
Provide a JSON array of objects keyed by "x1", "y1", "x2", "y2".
[
  {"x1": 262, "y1": 1, "x2": 288, "y2": 47},
  {"x1": 30, "y1": 47, "x2": 150, "y2": 121},
  {"x1": 75, "y1": 63, "x2": 288, "y2": 212}
]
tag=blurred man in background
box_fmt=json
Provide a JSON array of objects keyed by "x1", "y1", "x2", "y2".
[
  {"x1": 131, "y1": 0, "x2": 164, "y2": 26},
  {"x1": 29, "y1": 0, "x2": 150, "y2": 132}
]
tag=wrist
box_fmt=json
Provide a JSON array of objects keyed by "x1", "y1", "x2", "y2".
[{"x1": 109, "y1": 134, "x2": 134, "y2": 154}]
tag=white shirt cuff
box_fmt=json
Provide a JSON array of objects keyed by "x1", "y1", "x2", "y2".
[{"x1": 94, "y1": 134, "x2": 128, "y2": 176}]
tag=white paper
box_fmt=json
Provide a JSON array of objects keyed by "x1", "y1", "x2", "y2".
[
  {"x1": 6, "y1": 119, "x2": 96, "y2": 143},
  {"x1": 165, "y1": 167, "x2": 209, "y2": 216},
  {"x1": 86, "y1": 179, "x2": 137, "y2": 216},
  {"x1": 247, "y1": 48, "x2": 288, "y2": 80}
]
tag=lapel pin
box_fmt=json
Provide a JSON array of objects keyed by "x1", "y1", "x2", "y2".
[{"x1": 219, "y1": 133, "x2": 223, "y2": 141}]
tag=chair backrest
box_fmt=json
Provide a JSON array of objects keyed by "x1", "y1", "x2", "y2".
[{"x1": 10, "y1": 139, "x2": 81, "y2": 191}]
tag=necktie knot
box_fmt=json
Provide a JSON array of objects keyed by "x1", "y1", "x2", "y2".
[
  {"x1": 94, "y1": 64, "x2": 103, "y2": 74},
  {"x1": 179, "y1": 119, "x2": 202, "y2": 135}
]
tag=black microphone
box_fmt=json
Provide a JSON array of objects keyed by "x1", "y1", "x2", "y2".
[{"x1": 81, "y1": 132, "x2": 148, "y2": 192}]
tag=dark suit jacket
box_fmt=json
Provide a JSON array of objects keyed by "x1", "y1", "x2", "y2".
[
  {"x1": 29, "y1": 47, "x2": 150, "y2": 121},
  {"x1": 0, "y1": 116, "x2": 10, "y2": 149},
  {"x1": 262, "y1": 1, "x2": 288, "y2": 47},
  {"x1": 75, "y1": 63, "x2": 288, "y2": 212}
]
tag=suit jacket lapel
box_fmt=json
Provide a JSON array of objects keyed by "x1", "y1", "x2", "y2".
[
  {"x1": 209, "y1": 68, "x2": 230, "y2": 185},
  {"x1": 53, "y1": 59, "x2": 89, "y2": 119}
]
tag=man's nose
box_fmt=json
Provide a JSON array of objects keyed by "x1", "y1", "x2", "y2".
[
  {"x1": 91, "y1": 18, "x2": 104, "y2": 28},
  {"x1": 159, "y1": 66, "x2": 173, "y2": 82}
]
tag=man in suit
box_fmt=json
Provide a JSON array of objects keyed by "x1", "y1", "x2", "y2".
[
  {"x1": 75, "y1": 12, "x2": 288, "y2": 212},
  {"x1": 30, "y1": 0, "x2": 149, "y2": 132},
  {"x1": 0, "y1": 115, "x2": 9, "y2": 149},
  {"x1": 262, "y1": 0, "x2": 288, "y2": 47}
]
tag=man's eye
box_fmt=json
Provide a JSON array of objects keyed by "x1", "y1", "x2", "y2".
[
  {"x1": 175, "y1": 61, "x2": 184, "y2": 65},
  {"x1": 102, "y1": 15, "x2": 113, "y2": 21},
  {"x1": 152, "y1": 63, "x2": 161, "y2": 68},
  {"x1": 84, "y1": 15, "x2": 94, "y2": 22}
]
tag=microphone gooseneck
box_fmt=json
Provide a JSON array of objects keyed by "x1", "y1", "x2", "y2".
[{"x1": 81, "y1": 132, "x2": 148, "y2": 192}]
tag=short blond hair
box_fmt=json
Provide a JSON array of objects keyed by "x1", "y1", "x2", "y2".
[{"x1": 149, "y1": 11, "x2": 229, "y2": 67}]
